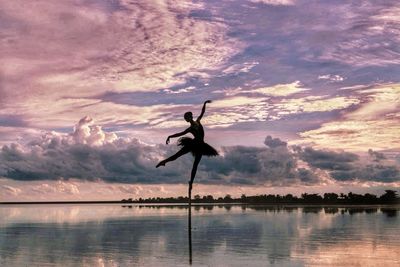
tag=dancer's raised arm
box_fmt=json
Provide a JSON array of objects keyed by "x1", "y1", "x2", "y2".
[
  {"x1": 196, "y1": 100, "x2": 212, "y2": 122},
  {"x1": 166, "y1": 128, "x2": 190, "y2": 144}
]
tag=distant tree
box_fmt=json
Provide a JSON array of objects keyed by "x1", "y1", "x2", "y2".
[
  {"x1": 205, "y1": 195, "x2": 214, "y2": 202},
  {"x1": 283, "y1": 194, "x2": 295, "y2": 203},
  {"x1": 301, "y1": 193, "x2": 323, "y2": 203},
  {"x1": 265, "y1": 194, "x2": 276, "y2": 203},
  {"x1": 380, "y1": 190, "x2": 398, "y2": 203},
  {"x1": 324, "y1": 193, "x2": 339, "y2": 203},
  {"x1": 347, "y1": 192, "x2": 364, "y2": 203},
  {"x1": 124, "y1": 190, "x2": 399, "y2": 205},
  {"x1": 363, "y1": 193, "x2": 377, "y2": 204},
  {"x1": 224, "y1": 194, "x2": 232, "y2": 201}
]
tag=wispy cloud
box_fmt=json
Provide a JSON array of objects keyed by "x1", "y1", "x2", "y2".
[
  {"x1": 0, "y1": 0, "x2": 241, "y2": 130},
  {"x1": 300, "y1": 84, "x2": 400, "y2": 151},
  {"x1": 318, "y1": 75, "x2": 345, "y2": 82},
  {"x1": 250, "y1": 0, "x2": 296, "y2": 6},
  {"x1": 276, "y1": 95, "x2": 359, "y2": 114},
  {"x1": 251, "y1": 81, "x2": 308, "y2": 96}
]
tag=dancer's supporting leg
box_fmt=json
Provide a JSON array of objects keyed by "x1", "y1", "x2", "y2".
[{"x1": 188, "y1": 154, "x2": 202, "y2": 191}]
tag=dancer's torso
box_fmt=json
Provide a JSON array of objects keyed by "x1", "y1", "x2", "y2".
[{"x1": 188, "y1": 121, "x2": 204, "y2": 141}]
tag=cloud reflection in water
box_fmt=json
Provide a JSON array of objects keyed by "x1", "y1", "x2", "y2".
[{"x1": 0, "y1": 205, "x2": 399, "y2": 266}]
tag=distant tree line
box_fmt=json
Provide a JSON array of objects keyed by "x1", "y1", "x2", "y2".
[{"x1": 122, "y1": 190, "x2": 399, "y2": 205}]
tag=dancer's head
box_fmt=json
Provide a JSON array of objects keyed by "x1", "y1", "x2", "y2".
[{"x1": 184, "y1": 111, "x2": 193, "y2": 122}]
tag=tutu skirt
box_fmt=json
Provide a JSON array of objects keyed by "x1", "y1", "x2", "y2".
[{"x1": 178, "y1": 137, "x2": 219, "y2": 157}]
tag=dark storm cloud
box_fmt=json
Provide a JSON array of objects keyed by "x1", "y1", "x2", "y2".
[
  {"x1": 368, "y1": 149, "x2": 386, "y2": 162},
  {"x1": 0, "y1": 117, "x2": 318, "y2": 186},
  {"x1": 0, "y1": 134, "x2": 319, "y2": 186},
  {"x1": 0, "y1": 118, "x2": 398, "y2": 185},
  {"x1": 264, "y1": 135, "x2": 287, "y2": 148},
  {"x1": 299, "y1": 147, "x2": 359, "y2": 171},
  {"x1": 299, "y1": 147, "x2": 400, "y2": 183},
  {"x1": 0, "y1": 138, "x2": 189, "y2": 184},
  {"x1": 331, "y1": 165, "x2": 400, "y2": 183},
  {"x1": 199, "y1": 135, "x2": 322, "y2": 185}
]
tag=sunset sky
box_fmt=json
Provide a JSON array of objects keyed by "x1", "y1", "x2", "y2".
[{"x1": 1, "y1": 0, "x2": 399, "y2": 201}]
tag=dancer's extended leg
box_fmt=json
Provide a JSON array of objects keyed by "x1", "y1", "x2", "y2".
[
  {"x1": 189, "y1": 154, "x2": 202, "y2": 191},
  {"x1": 156, "y1": 147, "x2": 190, "y2": 168}
]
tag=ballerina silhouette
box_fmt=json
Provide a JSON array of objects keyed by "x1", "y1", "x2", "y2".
[{"x1": 156, "y1": 100, "x2": 218, "y2": 190}]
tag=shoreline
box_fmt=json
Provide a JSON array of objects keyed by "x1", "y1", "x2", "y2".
[{"x1": 0, "y1": 201, "x2": 399, "y2": 207}]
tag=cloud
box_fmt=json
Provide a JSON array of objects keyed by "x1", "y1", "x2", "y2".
[
  {"x1": 300, "y1": 84, "x2": 400, "y2": 151},
  {"x1": 318, "y1": 75, "x2": 344, "y2": 82},
  {"x1": 368, "y1": 149, "x2": 386, "y2": 162},
  {"x1": 151, "y1": 84, "x2": 358, "y2": 130},
  {"x1": 0, "y1": 0, "x2": 241, "y2": 130},
  {"x1": 1, "y1": 117, "x2": 398, "y2": 186},
  {"x1": 71, "y1": 116, "x2": 117, "y2": 146},
  {"x1": 1, "y1": 0, "x2": 399, "y2": 159},
  {"x1": 250, "y1": 81, "x2": 308, "y2": 97},
  {"x1": 151, "y1": 96, "x2": 270, "y2": 129},
  {"x1": 0, "y1": 178, "x2": 178, "y2": 201},
  {"x1": 1, "y1": 185, "x2": 21, "y2": 196},
  {"x1": 250, "y1": 0, "x2": 296, "y2": 6},
  {"x1": 0, "y1": 126, "x2": 42, "y2": 147},
  {"x1": 275, "y1": 95, "x2": 359, "y2": 114},
  {"x1": 201, "y1": 142, "x2": 320, "y2": 186},
  {"x1": 264, "y1": 135, "x2": 287, "y2": 148},
  {"x1": 299, "y1": 147, "x2": 400, "y2": 183},
  {"x1": 216, "y1": 81, "x2": 308, "y2": 97},
  {"x1": 0, "y1": 117, "x2": 322, "y2": 186},
  {"x1": 299, "y1": 147, "x2": 359, "y2": 171},
  {"x1": 331, "y1": 165, "x2": 399, "y2": 183},
  {"x1": 32, "y1": 181, "x2": 80, "y2": 195},
  {"x1": 221, "y1": 61, "x2": 259, "y2": 75},
  {"x1": 163, "y1": 86, "x2": 196, "y2": 94},
  {"x1": 295, "y1": 1, "x2": 400, "y2": 67}
]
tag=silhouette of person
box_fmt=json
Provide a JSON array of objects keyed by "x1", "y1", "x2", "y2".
[{"x1": 156, "y1": 100, "x2": 218, "y2": 190}]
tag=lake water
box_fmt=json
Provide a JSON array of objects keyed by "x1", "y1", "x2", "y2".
[{"x1": 0, "y1": 204, "x2": 399, "y2": 266}]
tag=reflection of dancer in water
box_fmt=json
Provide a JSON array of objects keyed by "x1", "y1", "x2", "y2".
[{"x1": 156, "y1": 100, "x2": 218, "y2": 190}]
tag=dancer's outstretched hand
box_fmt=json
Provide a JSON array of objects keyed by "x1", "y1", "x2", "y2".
[{"x1": 166, "y1": 137, "x2": 170, "y2": 145}]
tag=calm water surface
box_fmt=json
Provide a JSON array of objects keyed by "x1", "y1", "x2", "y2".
[{"x1": 0, "y1": 204, "x2": 399, "y2": 266}]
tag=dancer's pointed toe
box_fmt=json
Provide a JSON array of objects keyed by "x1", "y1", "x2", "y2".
[{"x1": 156, "y1": 161, "x2": 166, "y2": 168}]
